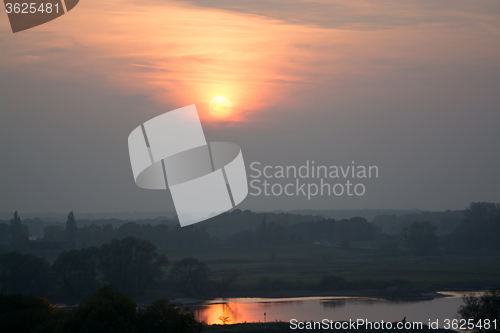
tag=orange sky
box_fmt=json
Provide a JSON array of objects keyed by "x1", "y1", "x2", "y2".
[
  {"x1": 2, "y1": 0, "x2": 496, "y2": 124},
  {"x1": 0, "y1": 0, "x2": 499, "y2": 212},
  {"x1": 2, "y1": 0, "x2": 327, "y2": 122}
]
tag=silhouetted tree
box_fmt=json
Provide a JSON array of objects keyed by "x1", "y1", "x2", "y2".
[
  {"x1": 0, "y1": 252, "x2": 52, "y2": 295},
  {"x1": 459, "y1": 288, "x2": 500, "y2": 332},
  {"x1": 460, "y1": 202, "x2": 500, "y2": 251},
  {"x1": 0, "y1": 286, "x2": 204, "y2": 333},
  {"x1": 98, "y1": 237, "x2": 168, "y2": 296},
  {"x1": 137, "y1": 299, "x2": 203, "y2": 333},
  {"x1": 61, "y1": 285, "x2": 137, "y2": 333},
  {"x1": 41, "y1": 225, "x2": 65, "y2": 242},
  {"x1": 55, "y1": 286, "x2": 203, "y2": 333},
  {"x1": 218, "y1": 315, "x2": 231, "y2": 325},
  {"x1": 9, "y1": 211, "x2": 22, "y2": 245},
  {"x1": 216, "y1": 268, "x2": 240, "y2": 295},
  {"x1": 0, "y1": 294, "x2": 60, "y2": 333},
  {"x1": 16, "y1": 232, "x2": 30, "y2": 252},
  {"x1": 0, "y1": 223, "x2": 10, "y2": 244},
  {"x1": 65, "y1": 211, "x2": 77, "y2": 243},
  {"x1": 52, "y1": 247, "x2": 100, "y2": 299},
  {"x1": 169, "y1": 258, "x2": 211, "y2": 297},
  {"x1": 401, "y1": 221, "x2": 439, "y2": 255}
]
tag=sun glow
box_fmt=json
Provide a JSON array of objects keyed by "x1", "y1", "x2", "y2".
[
  {"x1": 1, "y1": 0, "x2": 485, "y2": 125},
  {"x1": 209, "y1": 96, "x2": 233, "y2": 118},
  {"x1": 0, "y1": 0, "x2": 324, "y2": 124}
]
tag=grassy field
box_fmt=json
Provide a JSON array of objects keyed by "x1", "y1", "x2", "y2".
[
  {"x1": 32, "y1": 244, "x2": 500, "y2": 298},
  {"x1": 157, "y1": 244, "x2": 500, "y2": 295}
]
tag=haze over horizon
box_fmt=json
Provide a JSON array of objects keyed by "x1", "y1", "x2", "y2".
[{"x1": 0, "y1": 206, "x2": 479, "y2": 223}]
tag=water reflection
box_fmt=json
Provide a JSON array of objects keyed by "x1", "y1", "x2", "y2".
[
  {"x1": 321, "y1": 297, "x2": 385, "y2": 307},
  {"x1": 320, "y1": 299, "x2": 347, "y2": 308},
  {"x1": 192, "y1": 293, "x2": 474, "y2": 327}
]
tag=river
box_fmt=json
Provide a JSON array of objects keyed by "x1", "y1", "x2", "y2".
[{"x1": 192, "y1": 292, "x2": 480, "y2": 327}]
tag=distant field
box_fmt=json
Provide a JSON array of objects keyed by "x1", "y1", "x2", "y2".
[
  {"x1": 155, "y1": 245, "x2": 500, "y2": 293},
  {"x1": 33, "y1": 244, "x2": 500, "y2": 296}
]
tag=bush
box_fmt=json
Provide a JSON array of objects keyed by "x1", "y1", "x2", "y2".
[
  {"x1": 137, "y1": 299, "x2": 203, "y2": 333},
  {"x1": 0, "y1": 294, "x2": 59, "y2": 333},
  {"x1": 61, "y1": 285, "x2": 137, "y2": 333},
  {"x1": 459, "y1": 288, "x2": 500, "y2": 332},
  {"x1": 58, "y1": 286, "x2": 204, "y2": 333}
]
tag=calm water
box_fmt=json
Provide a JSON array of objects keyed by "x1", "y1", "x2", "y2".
[{"x1": 192, "y1": 292, "x2": 479, "y2": 327}]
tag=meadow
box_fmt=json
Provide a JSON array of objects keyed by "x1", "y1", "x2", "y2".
[
  {"x1": 156, "y1": 243, "x2": 500, "y2": 299},
  {"x1": 31, "y1": 240, "x2": 500, "y2": 300}
]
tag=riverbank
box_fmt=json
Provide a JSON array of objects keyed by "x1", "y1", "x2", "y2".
[{"x1": 172, "y1": 290, "x2": 448, "y2": 306}]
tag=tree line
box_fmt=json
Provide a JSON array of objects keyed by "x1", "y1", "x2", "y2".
[
  {"x1": 398, "y1": 202, "x2": 500, "y2": 256},
  {"x1": 0, "y1": 235, "x2": 240, "y2": 301},
  {"x1": 0, "y1": 286, "x2": 203, "y2": 333},
  {"x1": 0, "y1": 211, "x2": 379, "y2": 250},
  {"x1": 0, "y1": 236, "x2": 167, "y2": 300},
  {"x1": 1, "y1": 201, "x2": 498, "y2": 256}
]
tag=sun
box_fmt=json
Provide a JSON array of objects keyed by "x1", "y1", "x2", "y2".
[{"x1": 209, "y1": 96, "x2": 233, "y2": 118}]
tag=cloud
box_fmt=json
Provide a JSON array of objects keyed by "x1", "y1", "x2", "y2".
[{"x1": 170, "y1": 0, "x2": 500, "y2": 31}]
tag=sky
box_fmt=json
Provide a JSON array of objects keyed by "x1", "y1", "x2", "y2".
[{"x1": 0, "y1": 0, "x2": 499, "y2": 214}]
